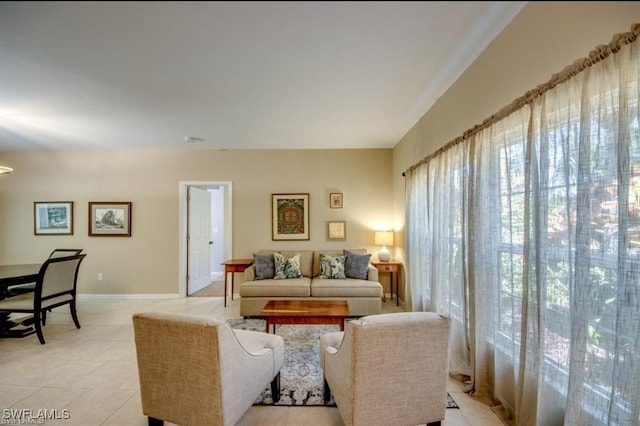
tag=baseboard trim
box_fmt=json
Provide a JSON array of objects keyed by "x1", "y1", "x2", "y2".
[{"x1": 77, "y1": 293, "x2": 181, "y2": 299}]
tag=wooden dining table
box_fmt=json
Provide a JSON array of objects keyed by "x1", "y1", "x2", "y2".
[
  {"x1": 0, "y1": 263, "x2": 41, "y2": 287},
  {"x1": 0, "y1": 263, "x2": 41, "y2": 338}
]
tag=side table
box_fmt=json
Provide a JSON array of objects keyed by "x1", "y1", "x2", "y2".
[
  {"x1": 221, "y1": 259, "x2": 253, "y2": 307},
  {"x1": 371, "y1": 259, "x2": 403, "y2": 306}
]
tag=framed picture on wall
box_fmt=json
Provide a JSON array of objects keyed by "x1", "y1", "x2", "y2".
[
  {"x1": 327, "y1": 220, "x2": 346, "y2": 241},
  {"x1": 34, "y1": 201, "x2": 74, "y2": 235},
  {"x1": 330, "y1": 193, "x2": 343, "y2": 208},
  {"x1": 272, "y1": 193, "x2": 310, "y2": 240},
  {"x1": 89, "y1": 201, "x2": 132, "y2": 237}
]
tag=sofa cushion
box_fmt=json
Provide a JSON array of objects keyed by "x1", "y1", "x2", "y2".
[
  {"x1": 310, "y1": 278, "x2": 383, "y2": 298},
  {"x1": 312, "y1": 250, "x2": 341, "y2": 277},
  {"x1": 343, "y1": 251, "x2": 372, "y2": 280},
  {"x1": 280, "y1": 250, "x2": 313, "y2": 277},
  {"x1": 274, "y1": 253, "x2": 302, "y2": 279},
  {"x1": 253, "y1": 253, "x2": 275, "y2": 280},
  {"x1": 318, "y1": 253, "x2": 346, "y2": 279},
  {"x1": 313, "y1": 249, "x2": 367, "y2": 277},
  {"x1": 239, "y1": 277, "x2": 312, "y2": 297}
]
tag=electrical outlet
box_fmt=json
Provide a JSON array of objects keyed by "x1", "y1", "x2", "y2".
[{"x1": 98, "y1": 273, "x2": 103, "y2": 281}]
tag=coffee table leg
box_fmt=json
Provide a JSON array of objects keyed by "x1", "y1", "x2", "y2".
[
  {"x1": 265, "y1": 319, "x2": 269, "y2": 333},
  {"x1": 340, "y1": 319, "x2": 344, "y2": 331}
]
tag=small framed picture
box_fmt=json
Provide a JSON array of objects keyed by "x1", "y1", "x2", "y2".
[
  {"x1": 34, "y1": 202, "x2": 74, "y2": 235},
  {"x1": 272, "y1": 193, "x2": 310, "y2": 240},
  {"x1": 330, "y1": 193, "x2": 343, "y2": 209},
  {"x1": 89, "y1": 202, "x2": 132, "y2": 237},
  {"x1": 327, "y1": 220, "x2": 346, "y2": 241}
]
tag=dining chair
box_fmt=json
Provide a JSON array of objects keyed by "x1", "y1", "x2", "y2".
[
  {"x1": 6, "y1": 249, "x2": 83, "y2": 296},
  {"x1": 0, "y1": 253, "x2": 86, "y2": 344}
]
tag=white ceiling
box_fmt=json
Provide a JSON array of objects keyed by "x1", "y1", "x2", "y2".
[{"x1": 0, "y1": 1, "x2": 526, "y2": 152}]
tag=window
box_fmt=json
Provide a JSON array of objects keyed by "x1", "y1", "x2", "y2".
[{"x1": 405, "y1": 32, "x2": 640, "y2": 424}]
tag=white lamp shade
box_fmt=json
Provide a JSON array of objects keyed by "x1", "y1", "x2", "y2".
[
  {"x1": 0, "y1": 166, "x2": 13, "y2": 175},
  {"x1": 374, "y1": 231, "x2": 394, "y2": 247}
]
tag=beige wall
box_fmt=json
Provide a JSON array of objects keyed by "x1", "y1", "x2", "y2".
[
  {"x1": 0, "y1": 148, "x2": 392, "y2": 294},
  {"x1": 4, "y1": 2, "x2": 637, "y2": 299},
  {"x1": 392, "y1": 2, "x2": 640, "y2": 300}
]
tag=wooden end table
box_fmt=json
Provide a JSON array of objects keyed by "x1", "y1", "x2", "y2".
[
  {"x1": 258, "y1": 300, "x2": 350, "y2": 334},
  {"x1": 372, "y1": 259, "x2": 403, "y2": 306},
  {"x1": 221, "y1": 259, "x2": 253, "y2": 307}
]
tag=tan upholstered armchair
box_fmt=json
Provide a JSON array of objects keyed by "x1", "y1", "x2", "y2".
[
  {"x1": 320, "y1": 312, "x2": 451, "y2": 426},
  {"x1": 132, "y1": 312, "x2": 284, "y2": 426}
]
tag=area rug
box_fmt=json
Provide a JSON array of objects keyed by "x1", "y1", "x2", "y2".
[{"x1": 226, "y1": 318, "x2": 459, "y2": 409}]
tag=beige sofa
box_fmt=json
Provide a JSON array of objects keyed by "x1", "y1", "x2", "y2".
[{"x1": 239, "y1": 250, "x2": 383, "y2": 317}]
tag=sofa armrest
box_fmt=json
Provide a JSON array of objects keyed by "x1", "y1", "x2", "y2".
[
  {"x1": 366, "y1": 264, "x2": 378, "y2": 282},
  {"x1": 244, "y1": 264, "x2": 256, "y2": 281}
]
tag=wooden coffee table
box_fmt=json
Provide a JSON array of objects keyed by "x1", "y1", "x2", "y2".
[{"x1": 258, "y1": 300, "x2": 350, "y2": 334}]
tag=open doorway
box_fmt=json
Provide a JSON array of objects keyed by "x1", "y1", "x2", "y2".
[{"x1": 178, "y1": 181, "x2": 232, "y2": 298}]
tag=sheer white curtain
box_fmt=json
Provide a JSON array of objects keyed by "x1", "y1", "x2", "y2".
[
  {"x1": 406, "y1": 143, "x2": 470, "y2": 377},
  {"x1": 405, "y1": 27, "x2": 640, "y2": 425}
]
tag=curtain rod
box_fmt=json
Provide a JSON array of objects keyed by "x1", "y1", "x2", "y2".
[{"x1": 402, "y1": 22, "x2": 639, "y2": 177}]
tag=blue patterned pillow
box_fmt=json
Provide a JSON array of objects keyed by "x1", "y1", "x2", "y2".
[
  {"x1": 319, "y1": 253, "x2": 346, "y2": 279},
  {"x1": 343, "y1": 250, "x2": 371, "y2": 280},
  {"x1": 253, "y1": 253, "x2": 275, "y2": 280},
  {"x1": 274, "y1": 252, "x2": 302, "y2": 279}
]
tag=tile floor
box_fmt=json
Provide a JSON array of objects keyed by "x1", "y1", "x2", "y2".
[{"x1": 0, "y1": 295, "x2": 504, "y2": 426}]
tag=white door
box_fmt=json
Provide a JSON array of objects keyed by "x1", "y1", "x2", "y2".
[
  {"x1": 187, "y1": 186, "x2": 212, "y2": 295},
  {"x1": 209, "y1": 187, "x2": 225, "y2": 278}
]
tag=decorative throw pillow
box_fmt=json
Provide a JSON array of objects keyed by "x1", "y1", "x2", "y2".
[
  {"x1": 253, "y1": 253, "x2": 275, "y2": 280},
  {"x1": 319, "y1": 253, "x2": 346, "y2": 279},
  {"x1": 273, "y1": 252, "x2": 302, "y2": 279},
  {"x1": 343, "y1": 250, "x2": 372, "y2": 280}
]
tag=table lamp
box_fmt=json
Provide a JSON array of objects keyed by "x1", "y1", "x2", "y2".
[{"x1": 374, "y1": 231, "x2": 394, "y2": 262}]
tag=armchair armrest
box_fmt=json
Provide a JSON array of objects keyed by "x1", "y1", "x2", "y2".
[
  {"x1": 324, "y1": 346, "x2": 338, "y2": 355},
  {"x1": 322, "y1": 323, "x2": 356, "y2": 418},
  {"x1": 319, "y1": 331, "x2": 344, "y2": 370}
]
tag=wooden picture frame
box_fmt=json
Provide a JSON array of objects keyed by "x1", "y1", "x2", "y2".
[
  {"x1": 34, "y1": 201, "x2": 74, "y2": 235},
  {"x1": 327, "y1": 220, "x2": 346, "y2": 241},
  {"x1": 272, "y1": 193, "x2": 310, "y2": 240},
  {"x1": 89, "y1": 201, "x2": 132, "y2": 237},
  {"x1": 330, "y1": 193, "x2": 343, "y2": 209}
]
